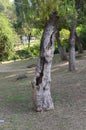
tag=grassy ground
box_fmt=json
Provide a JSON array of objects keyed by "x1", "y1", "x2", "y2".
[{"x1": 0, "y1": 52, "x2": 86, "y2": 130}]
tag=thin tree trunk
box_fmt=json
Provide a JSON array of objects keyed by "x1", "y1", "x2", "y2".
[
  {"x1": 75, "y1": 32, "x2": 83, "y2": 53},
  {"x1": 32, "y1": 12, "x2": 58, "y2": 112},
  {"x1": 69, "y1": 0, "x2": 82, "y2": 71},
  {"x1": 69, "y1": 18, "x2": 77, "y2": 71},
  {"x1": 56, "y1": 31, "x2": 67, "y2": 61}
]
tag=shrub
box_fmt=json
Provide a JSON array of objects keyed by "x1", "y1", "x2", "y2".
[
  {"x1": 0, "y1": 14, "x2": 15, "y2": 61},
  {"x1": 77, "y1": 25, "x2": 86, "y2": 50}
]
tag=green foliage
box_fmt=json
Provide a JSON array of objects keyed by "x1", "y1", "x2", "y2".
[
  {"x1": 0, "y1": 14, "x2": 15, "y2": 61},
  {"x1": 14, "y1": 40, "x2": 40, "y2": 60},
  {"x1": 14, "y1": 0, "x2": 86, "y2": 46},
  {"x1": 76, "y1": 24, "x2": 86, "y2": 50},
  {"x1": 79, "y1": 26, "x2": 86, "y2": 50},
  {"x1": 0, "y1": 0, "x2": 16, "y2": 22},
  {"x1": 34, "y1": 0, "x2": 58, "y2": 20},
  {"x1": 29, "y1": 0, "x2": 78, "y2": 28},
  {"x1": 76, "y1": 24, "x2": 83, "y2": 36},
  {"x1": 0, "y1": 0, "x2": 10, "y2": 12},
  {"x1": 30, "y1": 42, "x2": 40, "y2": 56},
  {"x1": 60, "y1": 29, "x2": 70, "y2": 45},
  {"x1": 54, "y1": 41, "x2": 59, "y2": 54},
  {"x1": 14, "y1": 0, "x2": 86, "y2": 32},
  {"x1": 15, "y1": 49, "x2": 31, "y2": 59},
  {"x1": 14, "y1": 0, "x2": 30, "y2": 35},
  {"x1": 30, "y1": 28, "x2": 42, "y2": 39}
]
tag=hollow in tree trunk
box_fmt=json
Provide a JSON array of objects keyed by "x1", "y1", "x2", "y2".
[
  {"x1": 32, "y1": 12, "x2": 58, "y2": 112},
  {"x1": 56, "y1": 31, "x2": 67, "y2": 61}
]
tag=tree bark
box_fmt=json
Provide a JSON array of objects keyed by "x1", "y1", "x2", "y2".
[
  {"x1": 69, "y1": 0, "x2": 82, "y2": 71},
  {"x1": 75, "y1": 32, "x2": 83, "y2": 53},
  {"x1": 56, "y1": 31, "x2": 67, "y2": 61},
  {"x1": 32, "y1": 12, "x2": 58, "y2": 112},
  {"x1": 69, "y1": 18, "x2": 77, "y2": 71}
]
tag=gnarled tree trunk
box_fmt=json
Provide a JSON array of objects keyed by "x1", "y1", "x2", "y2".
[
  {"x1": 32, "y1": 12, "x2": 58, "y2": 112},
  {"x1": 56, "y1": 31, "x2": 67, "y2": 61}
]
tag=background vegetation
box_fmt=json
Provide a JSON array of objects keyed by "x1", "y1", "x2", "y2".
[{"x1": 0, "y1": 0, "x2": 86, "y2": 61}]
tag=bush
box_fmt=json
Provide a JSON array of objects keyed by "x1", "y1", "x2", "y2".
[
  {"x1": 30, "y1": 44, "x2": 40, "y2": 56},
  {"x1": 15, "y1": 49, "x2": 32, "y2": 59},
  {"x1": 77, "y1": 25, "x2": 86, "y2": 50},
  {"x1": 80, "y1": 26, "x2": 86, "y2": 50},
  {"x1": 14, "y1": 41, "x2": 40, "y2": 60},
  {"x1": 0, "y1": 14, "x2": 15, "y2": 61}
]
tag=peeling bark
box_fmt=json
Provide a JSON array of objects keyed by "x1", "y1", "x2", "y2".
[
  {"x1": 32, "y1": 12, "x2": 58, "y2": 111},
  {"x1": 56, "y1": 31, "x2": 67, "y2": 61}
]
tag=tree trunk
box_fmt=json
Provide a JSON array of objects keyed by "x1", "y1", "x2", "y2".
[
  {"x1": 56, "y1": 31, "x2": 67, "y2": 61},
  {"x1": 75, "y1": 32, "x2": 83, "y2": 53},
  {"x1": 32, "y1": 12, "x2": 58, "y2": 112},
  {"x1": 69, "y1": 0, "x2": 82, "y2": 71},
  {"x1": 69, "y1": 18, "x2": 77, "y2": 71}
]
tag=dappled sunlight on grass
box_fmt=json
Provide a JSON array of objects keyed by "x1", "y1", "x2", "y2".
[
  {"x1": 58, "y1": 62, "x2": 68, "y2": 67},
  {"x1": 27, "y1": 70, "x2": 35, "y2": 75},
  {"x1": 84, "y1": 55, "x2": 86, "y2": 57},
  {"x1": 51, "y1": 62, "x2": 68, "y2": 73},
  {"x1": 51, "y1": 67, "x2": 59, "y2": 73},
  {"x1": 4, "y1": 74, "x2": 16, "y2": 79}
]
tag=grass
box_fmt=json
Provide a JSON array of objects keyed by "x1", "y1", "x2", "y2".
[{"x1": 0, "y1": 52, "x2": 86, "y2": 130}]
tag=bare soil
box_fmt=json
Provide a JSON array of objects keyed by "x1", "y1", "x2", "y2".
[{"x1": 0, "y1": 52, "x2": 86, "y2": 130}]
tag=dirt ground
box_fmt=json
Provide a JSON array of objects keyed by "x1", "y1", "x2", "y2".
[{"x1": 0, "y1": 53, "x2": 86, "y2": 130}]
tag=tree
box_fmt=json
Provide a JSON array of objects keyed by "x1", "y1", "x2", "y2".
[
  {"x1": 69, "y1": 17, "x2": 77, "y2": 71},
  {"x1": 14, "y1": 0, "x2": 23, "y2": 33},
  {"x1": 69, "y1": 0, "x2": 84, "y2": 71},
  {"x1": 24, "y1": 0, "x2": 79, "y2": 110},
  {"x1": 29, "y1": 0, "x2": 64, "y2": 111},
  {"x1": 75, "y1": 0, "x2": 86, "y2": 53},
  {"x1": 55, "y1": 31, "x2": 67, "y2": 61},
  {"x1": 32, "y1": 12, "x2": 59, "y2": 111},
  {"x1": 14, "y1": 0, "x2": 31, "y2": 34},
  {"x1": 20, "y1": 0, "x2": 86, "y2": 110}
]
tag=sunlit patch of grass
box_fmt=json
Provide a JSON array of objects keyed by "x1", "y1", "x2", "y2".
[{"x1": 4, "y1": 74, "x2": 16, "y2": 79}]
